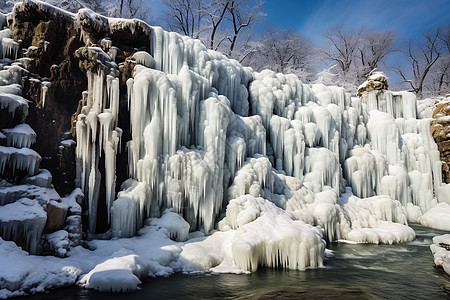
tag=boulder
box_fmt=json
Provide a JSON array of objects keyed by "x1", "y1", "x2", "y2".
[
  {"x1": 357, "y1": 72, "x2": 389, "y2": 97},
  {"x1": 44, "y1": 200, "x2": 68, "y2": 233}
]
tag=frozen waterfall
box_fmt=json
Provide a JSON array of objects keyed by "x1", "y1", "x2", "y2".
[{"x1": 1, "y1": 1, "x2": 450, "y2": 285}]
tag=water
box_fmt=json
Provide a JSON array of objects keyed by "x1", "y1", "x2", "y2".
[{"x1": 21, "y1": 225, "x2": 450, "y2": 299}]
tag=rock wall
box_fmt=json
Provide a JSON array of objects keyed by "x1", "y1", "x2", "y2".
[
  {"x1": 9, "y1": 2, "x2": 148, "y2": 199},
  {"x1": 431, "y1": 98, "x2": 450, "y2": 183}
]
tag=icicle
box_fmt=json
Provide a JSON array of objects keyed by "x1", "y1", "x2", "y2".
[{"x1": 40, "y1": 81, "x2": 51, "y2": 108}]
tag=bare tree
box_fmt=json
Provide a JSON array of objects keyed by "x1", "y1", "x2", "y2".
[
  {"x1": 430, "y1": 56, "x2": 450, "y2": 95},
  {"x1": 357, "y1": 29, "x2": 397, "y2": 79},
  {"x1": 438, "y1": 25, "x2": 450, "y2": 53},
  {"x1": 429, "y1": 26, "x2": 450, "y2": 95},
  {"x1": 226, "y1": 0, "x2": 264, "y2": 57},
  {"x1": 250, "y1": 27, "x2": 316, "y2": 81},
  {"x1": 323, "y1": 25, "x2": 363, "y2": 75},
  {"x1": 396, "y1": 28, "x2": 442, "y2": 96},
  {"x1": 162, "y1": 0, "x2": 204, "y2": 38},
  {"x1": 204, "y1": 0, "x2": 229, "y2": 50},
  {"x1": 162, "y1": 0, "x2": 264, "y2": 60}
]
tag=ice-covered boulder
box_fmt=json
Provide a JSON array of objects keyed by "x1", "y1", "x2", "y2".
[
  {"x1": 220, "y1": 195, "x2": 326, "y2": 272},
  {"x1": 41, "y1": 230, "x2": 70, "y2": 257},
  {"x1": 0, "y1": 182, "x2": 60, "y2": 206},
  {"x1": 420, "y1": 202, "x2": 450, "y2": 231},
  {"x1": 2, "y1": 123, "x2": 36, "y2": 148},
  {"x1": 430, "y1": 234, "x2": 450, "y2": 276},
  {"x1": 78, "y1": 249, "x2": 149, "y2": 292},
  {"x1": 0, "y1": 146, "x2": 41, "y2": 177},
  {"x1": 0, "y1": 198, "x2": 47, "y2": 254},
  {"x1": 21, "y1": 168, "x2": 52, "y2": 188}
]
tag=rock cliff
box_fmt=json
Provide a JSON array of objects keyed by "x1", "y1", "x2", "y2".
[{"x1": 431, "y1": 97, "x2": 450, "y2": 183}]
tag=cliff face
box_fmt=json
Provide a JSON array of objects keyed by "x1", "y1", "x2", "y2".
[
  {"x1": 12, "y1": 3, "x2": 85, "y2": 195},
  {"x1": 431, "y1": 98, "x2": 450, "y2": 183},
  {"x1": 9, "y1": 2, "x2": 148, "y2": 198}
]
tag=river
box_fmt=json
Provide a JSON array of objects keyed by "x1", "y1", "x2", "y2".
[{"x1": 21, "y1": 224, "x2": 450, "y2": 299}]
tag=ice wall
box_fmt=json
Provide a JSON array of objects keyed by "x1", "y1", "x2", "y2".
[
  {"x1": 75, "y1": 47, "x2": 121, "y2": 233},
  {"x1": 70, "y1": 19, "x2": 449, "y2": 250}
]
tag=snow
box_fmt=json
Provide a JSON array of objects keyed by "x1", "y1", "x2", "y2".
[
  {"x1": 42, "y1": 230, "x2": 70, "y2": 257},
  {"x1": 2, "y1": 124, "x2": 36, "y2": 148},
  {"x1": 420, "y1": 202, "x2": 450, "y2": 231},
  {"x1": 78, "y1": 249, "x2": 149, "y2": 292},
  {"x1": 0, "y1": 198, "x2": 47, "y2": 254},
  {"x1": 0, "y1": 146, "x2": 41, "y2": 176},
  {"x1": 0, "y1": 93, "x2": 28, "y2": 120},
  {"x1": 0, "y1": 37, "x2": 19, "y2": 60},
  {"x1": 0, "y1": 182, "x2": 60, "y2": 207},
  {"x1": 21, "y1": 168, "x2": 52, "y2": 188}
]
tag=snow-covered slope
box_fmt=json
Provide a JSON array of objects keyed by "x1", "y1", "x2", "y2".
[{"x1": 0, "y1": 0, "x2": 450, "y2": 297}]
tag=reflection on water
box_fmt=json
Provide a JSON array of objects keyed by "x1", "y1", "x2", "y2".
[{"x1": 22, "y1": 225, "x2": 450, "y2": 300}]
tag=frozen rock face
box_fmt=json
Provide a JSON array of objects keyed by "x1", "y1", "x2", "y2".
[
  {"x1": 431, "y1": 98, "x2": 450, "y2": 183},
  {"x1": 0, "y1": 198, "x2": 46, "y2": 255}
]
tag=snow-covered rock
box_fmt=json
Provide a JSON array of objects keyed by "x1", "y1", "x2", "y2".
[
  {"x1": 430, "y1": 234, "x2": 450, "y2": 276},
  {"x1": 357, "y1": 71, "x2": 388, "y2": 97},
  {"x1": 0, "y1": 198, "x2": 47, "y2": 254}
]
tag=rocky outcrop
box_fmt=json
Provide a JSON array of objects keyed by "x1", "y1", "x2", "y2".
[
  {"x1": 431, "y1": 98, "x2": 450, "y2": 183},
  {"x1": 2, "y1": 1, "x2": 152, "y2": 235},
  {"x1": 357, "y1": 72, "x2": 389, "y2": 97},
  {"x1": 8, "y1": 1, "x2": 149, "y2": 198}
]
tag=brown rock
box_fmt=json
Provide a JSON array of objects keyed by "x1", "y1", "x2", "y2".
[
  {"x1": 44, "y1": 200, "x2": 68, "y2": 233},
  {"x1": 357, "y1": 72, "x2": 389, "y2": 97},
  {"x1": 431, "y1": 100, "x2": 450, "y2": 183}
]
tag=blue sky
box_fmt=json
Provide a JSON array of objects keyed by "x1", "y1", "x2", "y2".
[
  {"x1": 260, "y1": 0, "x2": 450, "y2": 85},
  {"x1": 262, "y1": 0, "x2": 450, "y2": 43},
  {"x1": 148, "y1": 0, "x2": 450, "y2": 43},
  {"x1": 148, "y1": 0, "x2": 450, "y2": 85}
]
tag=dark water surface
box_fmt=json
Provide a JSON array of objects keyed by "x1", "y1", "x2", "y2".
[{"x1": 21, "y1": 225, "x2": 450, "y2": 299}]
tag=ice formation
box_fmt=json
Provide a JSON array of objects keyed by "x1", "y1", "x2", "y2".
[
  {"x1": 430, "y1": 235, "x2": 450, "y2": 276},
  {"x1": 1, "y1": 0, "x2": 450, "y2": 296},
  {"x1": 79, "y1": 249, "x2": 150, "y2": 292},
  {"x1": 2, "y1": 124, "x2": 37, "y2": 148},
  {"x1": 0, "y1": 198, "x2": 47, "y2": 254}
]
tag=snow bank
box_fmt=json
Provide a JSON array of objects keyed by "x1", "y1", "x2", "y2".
[{"x1": 79, "y1": 249, "x2": 149, "y2": 292}]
